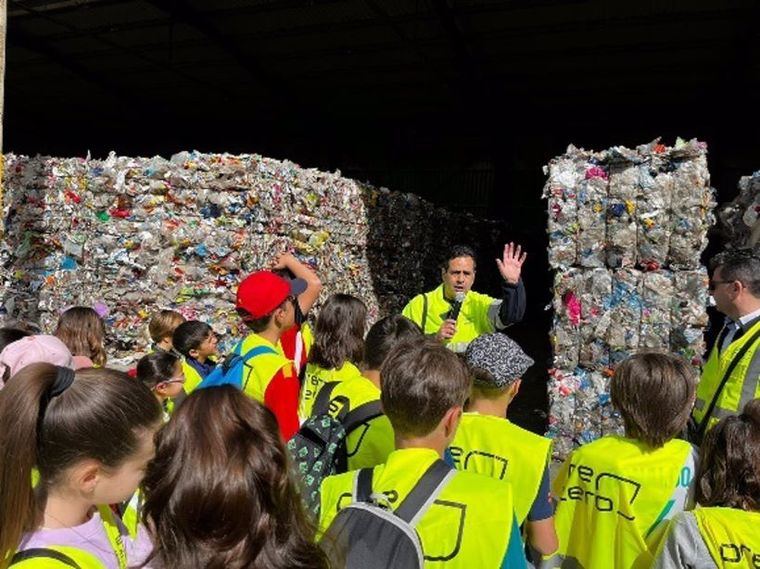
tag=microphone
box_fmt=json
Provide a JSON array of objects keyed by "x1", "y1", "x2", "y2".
[{"x1": 446, "y1": 291, "x2": 466, "y2": 321}]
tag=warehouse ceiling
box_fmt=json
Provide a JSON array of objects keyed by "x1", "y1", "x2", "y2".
[{"x1": 6, "y1": 0, "x2": 760, "y2": 214}]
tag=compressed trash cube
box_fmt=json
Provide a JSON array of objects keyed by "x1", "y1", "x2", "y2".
[
  {"x1": 718, "y1": 170, "x2": 760, "y2": 251},
  {"x1": 2, "y1": 151, "x2": 505, "y2": 364},
  {"x1": 543, "y1": 138, "x2": 715, "y2": 459}
]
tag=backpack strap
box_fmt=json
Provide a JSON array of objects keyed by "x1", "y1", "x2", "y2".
[
  {"x1": 354, "y1": 467, "x2": 374, "y2": 503},
  {"x1": 395, "y1": 459, "x2": 455, "y2": 526},
  {"x1": 697, "y1": 325, "x2": 760, "y2": 441},
  {"x1": 238, "y1": 345, "x2": 278, "y2": 366},
  {"x1": 10, "y1": 548, "x2": 81, "y2": 568},
  {"x1": 312, "y1": 381, "x2": 340, "y2": 416},
  {"x1": 238, "y1": 345, "x2": 279, "y2": 391},
  {"x1": 343, "y1": 400, "x2": 383, "y2": 434}
]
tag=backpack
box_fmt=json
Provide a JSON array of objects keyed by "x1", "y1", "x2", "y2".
[
  {"x1": 287, "y1": 381, "x2": 383, "y2": 515},
  {"x1": 321, "y1": 459, "x2": 455, "y2": 569},
  {"x1": 197, "y1": 344, "x2": 278, "y2": 390}
]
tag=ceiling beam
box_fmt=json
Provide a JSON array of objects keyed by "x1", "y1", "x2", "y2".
[
  {"x1": 8, "y1": 24, "x2": 130, "y2": 101},
  {"x1": 143, "y1": 0, "x2": 287, "y2": 97}
]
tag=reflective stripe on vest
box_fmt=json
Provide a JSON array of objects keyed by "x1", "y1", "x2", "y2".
[
  {"x1": 694, "y1": 507, "x2": 760, "y2": 568},
  {"x1": 450, "y1": 412, "x2": 552, "y2": 524},
  {"x1": 236, "y1": 333, "x2": 292, "y2": 403},
  {"x1": 319, "y1": 448, "x2": 515, "y2": 568},
  {"x1": 550, "y1": 436, "x2": 696, "y2": 569},
  {"x1": 181, "y1": 359, "x2": 204, "y2": 394},
  {"x1": 401, "y1": 285, "x2": 498, "y2": 351},
  {"x1": 327, "y1": 375, "x2": 395, "y2": 470},
  {"x1": 299, "y1": 361, "x2": 362, "y2": 419},
  {"x1": 694, "y1": 319, "x2": 760, "y2": 431}
]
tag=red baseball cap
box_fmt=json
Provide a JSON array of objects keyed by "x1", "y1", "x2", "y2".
[{"x1": 236, "y1": 271, "x2": 307, "y2": 318}]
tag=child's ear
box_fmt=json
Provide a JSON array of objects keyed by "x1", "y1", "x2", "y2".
[
  {"x1": 509, "y1": 379, "x2": 522, "y2": 397},
  {"x1": 154, "y1": 382, "x2": 169, "y2": 397},
  {"x1": 188, "y1": 348, "x2": 200, "y2": 359},
  {"x1": 71, "y1": 460, "x2": 101, "y2": 496}
]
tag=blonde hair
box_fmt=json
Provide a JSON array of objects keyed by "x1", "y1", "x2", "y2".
[
  {"x1": 54, "y1": 307, "x2": 107, "y2": 367},
  {"x1": 149, "y1": 310, "x2": 186, "y2": 344}
]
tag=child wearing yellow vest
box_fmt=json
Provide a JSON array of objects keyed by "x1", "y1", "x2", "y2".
[
  {"x1": 0, "y1": 365, "x2": 162, "y2": 569},
  {"x1": 135, "y1": 351, "x2": 184, "y2": 420},
  {"x1": 448, "y1": 333, "x2": 557, "y2": 560},
  {"x1": 173, "y1": 320, "x2": 219, "y2": 394},
  {"x1": 234, "y1": 270, "x2": 305, "y2": 441},
  {"x1": 299, "y1": 293, "x2": 367, "y2": 419},
  {"x1": 317, "y1": 314, "x2": 422, "y2": 470},
  {"x1": 654, "y1": 398, "x2": 760, "y2": 569},
  {"x1": 271, "y1": 251, "x2": 322, "y2": 378},
  {"x1": 548, "y1": 352, "x2": 699, "y2": 569},
  {"x1": 319, "y1": 336, "x2": 527, "y2": 568}
]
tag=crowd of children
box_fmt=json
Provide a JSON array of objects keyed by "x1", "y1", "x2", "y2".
[{"x1": 0, "y1": 247, "x2": 757, "y2": 569}]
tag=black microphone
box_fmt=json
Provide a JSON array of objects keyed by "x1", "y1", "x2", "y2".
[{"x1": 445, "y1": 292, "x2": 466, "y2": 321}]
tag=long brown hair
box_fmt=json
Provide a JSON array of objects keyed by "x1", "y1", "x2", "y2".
[
  {"x1": 697, "y1": 398, "x2": 760, "y2": 511},
  {"x1": 54, "y1": 306, "x2": 107, "y2": 366},
  {"x1": 141, "y1": 386, "x2": 329, "y2": 569},
  {"x1": 0, "y1": 365, "x2": 161, "y2": 566},
  {"x1": 309, "y1": 294, "x2": 366, "y2": 370}
]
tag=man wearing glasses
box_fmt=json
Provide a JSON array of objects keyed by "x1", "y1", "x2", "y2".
[{"x1": 692, "y1": 250, "x2": 760, "y2": 440}]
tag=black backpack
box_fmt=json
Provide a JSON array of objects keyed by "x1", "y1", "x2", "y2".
[
  {"x1": 321, "y1": 460, "x2": 455, "y2": 569},
  {"x1": 287, "y1": 381, "x2": 383, "y2": 515}
]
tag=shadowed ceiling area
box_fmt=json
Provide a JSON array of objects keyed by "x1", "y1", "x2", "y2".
[{"x1": 6, "y1": 0, "x2": 760, "y2": 218}]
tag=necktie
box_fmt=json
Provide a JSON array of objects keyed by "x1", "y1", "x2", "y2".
[{"x1": 716, "y1": 323, "x2": 733, "y2": 354}]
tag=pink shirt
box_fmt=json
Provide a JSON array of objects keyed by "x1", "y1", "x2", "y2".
[{"x1": 18, "y1": 511, "x2": 153, "y2": 568}]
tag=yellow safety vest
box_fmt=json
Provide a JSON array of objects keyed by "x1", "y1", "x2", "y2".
[
  {"x1": 276, "y1": 322, "x2": 314, "y2": 376},
  {"x1": 302, "y1": 322, "x2": 314, "y2": 352},
  {"x1": 11, "y1": 506, "x2": 128, "y2": 569},
  {"x1": 235, "y1": 333, "x2": 293, "y2": 403},
  {"x1": 9, "y1": 545, "x2": 104, "y2": 568},
  {"x1": 549, "y1": 435, "x2": 697, "y2": 569},
  {"x1": 325, "y1": 375, "x2": 395, "y2": 470},
  {"x1": 450, "y1": 412, "x2": 552, "y2": 524},
  {"x1": 694, "y1": 507, "x2": 760, "y2": 568},
  {"x1": 299, "y1": 361, "x2": 362, "y2": 418},
  {"x1": 401, "y1": 285, "x2": 499, "y2": 353},
  {"x1": 181, "y1": 356, "x2": 218, "y2": 395},
  {"x1": 319, "y1": 448, "x2": 515, "y2": 568},
  {"x1": 120, "y1": 489, "x2": 143, "y2": 539},
  {"x1": 693, "y1": 318, "x2": 760, "y2": 432},
  {"x1": 180, "y1": 358, "x2": 204, "y2": 394}
]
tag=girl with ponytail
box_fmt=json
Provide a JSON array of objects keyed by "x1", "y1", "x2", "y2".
[{"x1": 0, "y1": 364, "x2": 162, "y2": 568}]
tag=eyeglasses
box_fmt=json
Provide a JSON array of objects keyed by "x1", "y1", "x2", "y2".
[
  {"x1": 708, "y1": 280, "x2": 732, "y2": 291},
  {"x1": 152, "y1": 376, "x2": 185, "y2": 390}
]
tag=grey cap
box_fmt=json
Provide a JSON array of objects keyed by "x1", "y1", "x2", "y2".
[{"x1": 464, "y1": 333, "x2": 534, "y2": 388}]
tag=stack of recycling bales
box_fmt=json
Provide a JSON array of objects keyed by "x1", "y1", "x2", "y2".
[
  {"x1": 1, "y1": 151, "x2": 504, "y2": 364},
  {"x1": 544, "y1": 138, "x2": 715, "y2": 459},
  {"x1": 718, "y1": 171, "x2": 760, "y2": 251}
]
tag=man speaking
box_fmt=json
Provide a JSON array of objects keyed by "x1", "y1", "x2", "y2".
[{"x1": 402, "y1": 243, "x2": 527, "y2": 352}]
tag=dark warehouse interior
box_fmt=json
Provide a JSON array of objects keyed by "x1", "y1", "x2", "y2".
[{"x1": 6, "y1": 0, "x2": 760, "y2": 431}]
